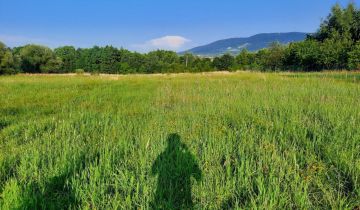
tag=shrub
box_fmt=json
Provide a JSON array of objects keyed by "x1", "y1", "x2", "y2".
[
  {"x1": 90, "y1": 71, "x2": 99, "y2": 76},
  {"x1": 75, "y1": 69, "x2": 85, "y2": 74}
]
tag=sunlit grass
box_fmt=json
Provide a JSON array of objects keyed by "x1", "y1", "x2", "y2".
[{"x1": 1, "y1": 72, "x2": 359, "y2": 209}]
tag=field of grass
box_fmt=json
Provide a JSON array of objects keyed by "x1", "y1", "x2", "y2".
[{"x1": 0, "y1": 72, "x2": 359, "y2": 209}]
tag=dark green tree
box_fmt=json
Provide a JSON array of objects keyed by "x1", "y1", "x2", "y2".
[
  {"x1": 40, "y1": 57, "x2": 63, "y2": 73},
  {"x1": 283, "y1": 40, "x2": 322, "y2": 71},
  {"x1": 348, "y1": 42, "x2": 360, "y2": 69},
  {"x1": 0, "y1": 42, "x2": 18, "y2": 74},
  {"x1": 54, "y1": 46, "x2": 77, "y2": 72},
  {"x1": 235, "y1": 49, "x2": 254, "y2": 70},
  {"x1": 99, "y1": 46, "x2": 121, "y2": 73},
  {"x1": 212, "y1": 54, "x2": 235, "y2": 71},
  {"x1": 19, "y1": 45, "x2": 58, "y2": 73},
  {"x1": 264, "y1": 42, "x2": 286, "y2": 71},
  {"x1": 145, "y1": 50, "x2": 179, "y2": 73}
]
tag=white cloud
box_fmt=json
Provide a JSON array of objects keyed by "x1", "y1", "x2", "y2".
[{"x1": 133, "y1": 35, "x2": 190, "y2": 52}]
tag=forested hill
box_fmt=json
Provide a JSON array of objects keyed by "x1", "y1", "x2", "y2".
[{"x1": 181, "y1": 32, "x2": 307, "y2": 56}]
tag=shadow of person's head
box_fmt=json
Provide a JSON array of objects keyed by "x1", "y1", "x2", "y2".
[{"x1": 166, "y1": 133, "x2": 182, "y2": 150}]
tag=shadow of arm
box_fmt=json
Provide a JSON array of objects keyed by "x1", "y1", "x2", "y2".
[
  {"x1": 190, "y1": 153, "x2": 202, "y2": 181},
  {"x1": 151, "y1": 154, "x2": 161, "y2": 175}
]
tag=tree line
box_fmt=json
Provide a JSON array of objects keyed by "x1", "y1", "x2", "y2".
[{"x1": 0, "y1": 3, "x2": 359, "y2": 75}]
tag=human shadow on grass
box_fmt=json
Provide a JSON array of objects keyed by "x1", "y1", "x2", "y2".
[
  {"x1": 151, "y1": 133, "x2": 202, "y2": 210},
  {"x1": 23, "y1": 172, "x2": 78, "y2": 210},
  {"x1": 20, "y1": 153, "x2": 95, "y2": 210}
]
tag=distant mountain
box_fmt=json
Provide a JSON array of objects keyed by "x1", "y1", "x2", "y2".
[{"x1": 181, "y1": 32, "x2": 308, "y2": 56}]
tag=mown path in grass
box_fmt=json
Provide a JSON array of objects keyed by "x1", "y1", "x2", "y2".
[{"x1": 0, "y1": 72, "x2": 359, "y2": 209}]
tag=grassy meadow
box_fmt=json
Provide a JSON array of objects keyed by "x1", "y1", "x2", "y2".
[{"x1": 0, "y1": 71, "x2": 359, "y2": 209}]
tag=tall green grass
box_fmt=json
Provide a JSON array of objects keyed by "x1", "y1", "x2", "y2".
[{"x1": 0, "y1": 72, "x2": 359, "y2": 209}]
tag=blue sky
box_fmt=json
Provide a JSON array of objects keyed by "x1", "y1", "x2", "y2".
[{"x1": 0, "y1": 0, "x2": 356, "y2": 52}]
